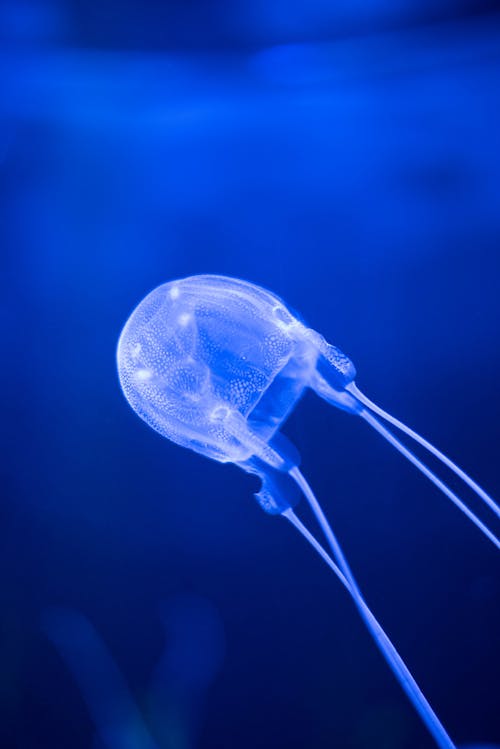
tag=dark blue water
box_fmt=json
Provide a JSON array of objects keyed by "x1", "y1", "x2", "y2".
[{"x1": 1, "y1": 3, "x2": 499, "y2": 748}]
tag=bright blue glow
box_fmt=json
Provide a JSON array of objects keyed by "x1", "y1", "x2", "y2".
[{"x1": 118, "y1": 273, "x2": 499, "y2": 749}]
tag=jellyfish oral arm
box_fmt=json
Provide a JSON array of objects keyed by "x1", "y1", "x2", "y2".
[
  {"x1": 286, "y1": 469, "x2": 457, "y2": 749},
  {"x1": 347, "y1": 383, "x2": 500, "y2": 522}
]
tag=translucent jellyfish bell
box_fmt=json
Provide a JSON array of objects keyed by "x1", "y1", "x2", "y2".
[
  {"x1": 117, "y1": 274, "x2": 357, "y2": 512},
  {"x1": 118, "y1": 274, "x2": 499, "y2": 749}
]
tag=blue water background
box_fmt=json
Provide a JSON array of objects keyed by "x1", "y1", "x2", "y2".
[{"x1": 1, "y1": 2, "x2": 499, "y2": 748}]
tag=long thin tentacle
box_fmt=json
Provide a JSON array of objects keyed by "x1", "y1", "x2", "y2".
[
  {"x1": 284, "y1": 510, "x2": 454, "y2": 748},
  {"x1": 286, "y1": 469, "x2": 456, "y2": 749},
  {"x1": 347, "y1": 384, "x2": 500, "y2": 521},
  {"x1": 357, "y1": 410, "x2": 500, "y2": 550}
]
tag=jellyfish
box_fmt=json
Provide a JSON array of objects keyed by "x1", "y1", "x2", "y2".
[{"x1": 117, "y1": 275, "x2": 499, "y2": 749}]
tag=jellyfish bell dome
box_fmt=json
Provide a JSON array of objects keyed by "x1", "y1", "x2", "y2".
[{"x1": 117, "y1": 275, "x2": 357, "y2": 472}]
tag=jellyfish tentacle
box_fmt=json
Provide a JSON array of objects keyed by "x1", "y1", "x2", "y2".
[
  {"x1": 347, "y1": 384, "x2": 500, "y2": 521},
  {"x1": 356, "y1": 410, "x2": 500, "y2": 550},
  {"x1": 284, "y1": 510, "x2": 456, "y2": 749},
  {"x1": 285, "y1": 471, "x2": 456, "y2": 749}
]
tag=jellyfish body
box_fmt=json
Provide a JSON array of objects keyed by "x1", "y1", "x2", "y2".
[
  {"x1": 117, "y1": 275, "x2": 358, "y2": 511},
  {"x1": 117, "y1": 275, "x2": 499, "y2": 749}
]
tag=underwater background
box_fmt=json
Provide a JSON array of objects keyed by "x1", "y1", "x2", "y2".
[{"x1": 1, "y1": 1, "x2": 500, "y2": 748}]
